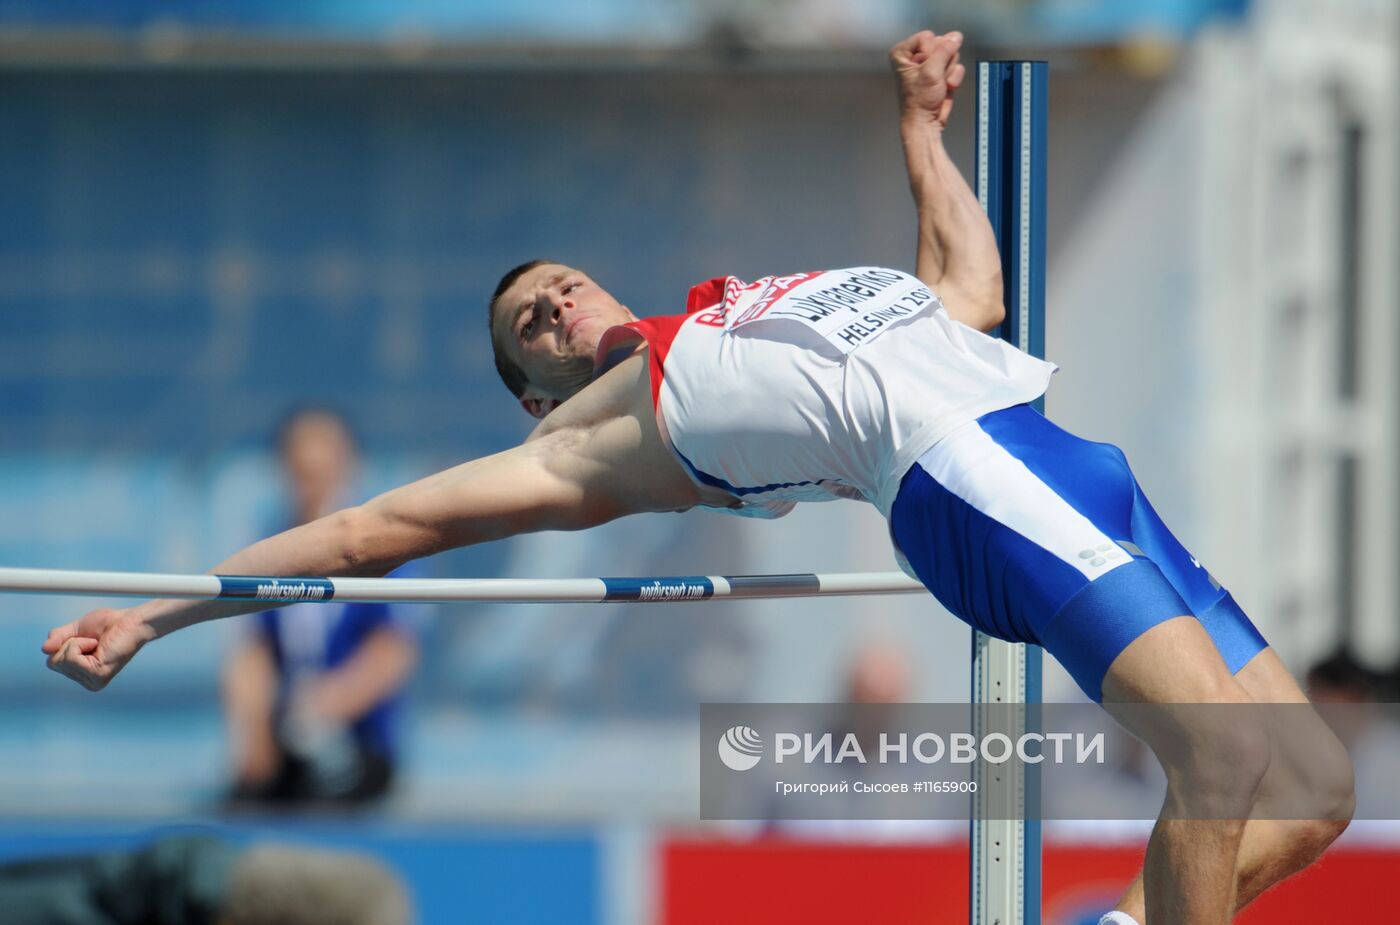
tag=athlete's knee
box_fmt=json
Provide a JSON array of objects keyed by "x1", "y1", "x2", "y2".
[
  {"x1": 1313, "y1": 734, "x2": 1355, "y2": 830},
  {"x1": 1259, "y1": 780, "x2": 1351, "y2": 872},
  {"x1": 1291, "y1": 731, "x2": 1355, "y2": 849},
  {"x1": 1260, "y1": 711, "x2": 1355, "y2": 842},
  {"x1": 1153, "y1": 693, "x2": 1272, "y2": 818},
  {"x1": 1194, "y1": 722, "x2": 1270, "y2": 813},
  {"x1": 1267, "y1": 810, "x2": 1351, "y2": 875},
  {"x1": 1300, "y1": 811, "x2": 1351, "y2": 857}
]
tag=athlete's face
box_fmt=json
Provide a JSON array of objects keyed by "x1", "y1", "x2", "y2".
[{"x1": 493, "y1": 263, "x2": 637, "y2": 417}]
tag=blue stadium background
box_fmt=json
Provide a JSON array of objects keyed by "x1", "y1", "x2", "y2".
[{"x1": 0, "y1": 2, "x2": 1261, "y2": 921}]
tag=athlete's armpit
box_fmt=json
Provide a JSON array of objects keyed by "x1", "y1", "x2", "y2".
[{"x1": 356, "y1": 352, "x2": 704, "y2": 568}]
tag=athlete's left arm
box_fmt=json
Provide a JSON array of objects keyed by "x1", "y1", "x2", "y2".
[
  {"x1": 889, "y1": 31, "x2": 1006, "y2": 333},
  {"x1": 41, "y1": 434, "x2": 632, "y2": 691},
  {"x1": 43, "y1": 356, "x2": 697, "y2": 692}
]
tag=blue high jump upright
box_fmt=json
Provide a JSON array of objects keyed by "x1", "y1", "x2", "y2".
[{"x1": 970, "y1": 60, "x2": 1047, "y2": 925}]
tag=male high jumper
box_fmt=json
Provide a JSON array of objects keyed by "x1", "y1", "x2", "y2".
[{"x1": 44, "y1": 31, "x2": 1353, "y2": 925}]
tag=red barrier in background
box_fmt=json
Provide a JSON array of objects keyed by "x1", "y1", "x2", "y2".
[
  {"x1": 660, "y1": 837, "x2": 1392, "y2": 924},
  {"x1": 660, "y1": 838, "x2": 969, "y2": 924}
]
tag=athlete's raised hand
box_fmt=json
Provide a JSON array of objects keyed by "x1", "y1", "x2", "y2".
[
  {"x1": 42, "y1": 607, "x2": 151, "y2": 691},
  {"x1": 889, "y1": 30, "x2": 966, "y2": 130}
]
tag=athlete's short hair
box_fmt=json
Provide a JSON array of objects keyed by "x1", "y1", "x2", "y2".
[{"x1": 488, "y1": 258, "x2": 555, "y2": 398}]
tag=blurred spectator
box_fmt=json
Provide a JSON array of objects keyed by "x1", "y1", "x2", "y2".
[
  {"x1": 842, "y1": 642, "x2": 912, "y2": 762},
  {"x1": 223, "y1": 408, "x2": 418, "y2": 808},
  {"x1": 769, "y1": 640, "x2": 956, "y2": 840},
  {"x1": 1308, "y1": 650, "x2": 1379, "y2": 703},
  {"x1": 847, "y1": 642, "x2": 911, "y2": 705},
  {"x1": 0, "y1": 833, "x2": 412, "y2": 925},
  {"x1": 1306, "y1": 650, "x2": 1400, "y2": 819}
]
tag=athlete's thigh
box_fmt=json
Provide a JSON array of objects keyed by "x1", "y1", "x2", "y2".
[
  {"x1": 1100, "y1": 615, "x2": 1271, "y2": 817},
  {"x1": 1234, "y1": 648, "x2": 1306, "y2": 704},
  {"x1": 1101, "y1": 614, "x2": 1250, "y2": 706}
]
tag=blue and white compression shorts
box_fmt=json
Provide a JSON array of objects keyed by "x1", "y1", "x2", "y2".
[{"x1": 889, "y1": 403, "x2": 1268, "y2": 701}]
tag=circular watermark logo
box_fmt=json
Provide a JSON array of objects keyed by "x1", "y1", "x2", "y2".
[{"x1": 718, "y1": 725, "x2": 763, "y2": 771}]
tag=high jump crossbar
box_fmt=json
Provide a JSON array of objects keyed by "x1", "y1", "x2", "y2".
[
  {"x1": 973, "y1": 59, "x2": 1047, "y2": 925},
  {"x1": 0, "y1": 567, "x2": 923, "y2": 604}
]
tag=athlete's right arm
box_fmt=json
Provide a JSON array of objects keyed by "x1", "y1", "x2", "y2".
[
  {"x1": 44, "y1": 358, "x2": 691, "y2": 691},
  {"x1": 889, "y1": 31, "x2": 1006, "y2": 333}
]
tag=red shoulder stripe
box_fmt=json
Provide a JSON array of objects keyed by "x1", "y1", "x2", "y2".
[
  {"x1": 623, "y1": 313, "x2": 690, "y2": 409},
  {"x1": 593, "y1": 276, "x2": 727, "y2": 409},
  {"x1": 685, "y1": 277, "x2": 728, "y2": 314}
]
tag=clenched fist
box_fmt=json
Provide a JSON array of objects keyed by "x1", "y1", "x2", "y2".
[
  {"x1": 42, "y1": 607, "x2": 152, "y2": 691},
  {"x1": 890, "y1": 30, "x2": 967, "y2": 130}
]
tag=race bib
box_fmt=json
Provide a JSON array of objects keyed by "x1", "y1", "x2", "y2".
[{"x1": 725, "y1": 267, "x2": 939, "y2": 355}]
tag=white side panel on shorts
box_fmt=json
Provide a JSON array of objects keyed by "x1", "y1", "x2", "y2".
[{"x1": 913, "y1": 422, "x2": 1131, "y2": 582}]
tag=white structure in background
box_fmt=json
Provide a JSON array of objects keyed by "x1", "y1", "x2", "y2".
[{"x1": 1197, "y1": 0, "x2": 1399, "y2": 669}]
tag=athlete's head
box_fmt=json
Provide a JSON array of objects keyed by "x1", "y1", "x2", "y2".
[{"x1": 488, "y1": 260, "x2": 638, "y2": 418}]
